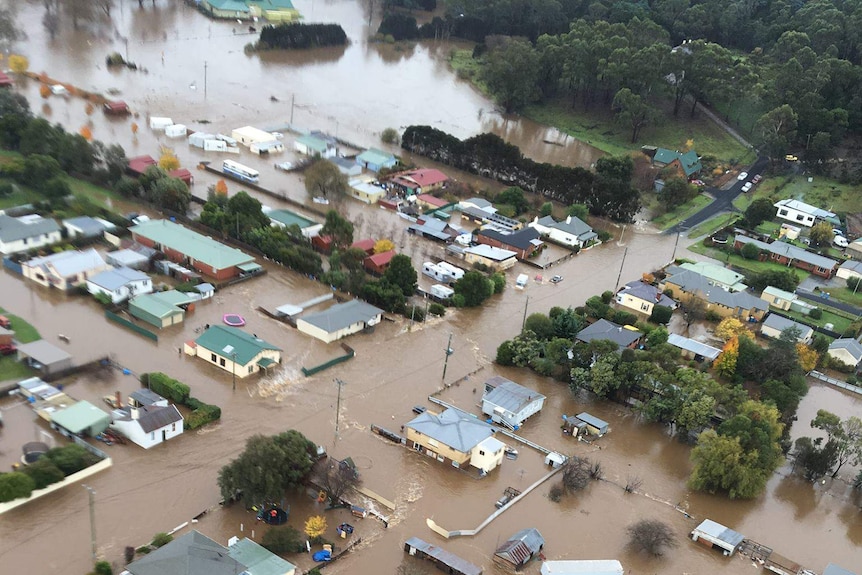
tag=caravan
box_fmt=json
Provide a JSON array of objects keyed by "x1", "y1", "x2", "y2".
[
  {"x1": 436, "y1": 261, "x2": 464, "y2": 280},
  {"x1": 422, "y1": 262, "x2": 454, "y2": 283}
]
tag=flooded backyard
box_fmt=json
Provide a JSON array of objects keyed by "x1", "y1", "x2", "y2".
[{"x1": 0, "y1": 1, "x2": 859, "y2": 573}]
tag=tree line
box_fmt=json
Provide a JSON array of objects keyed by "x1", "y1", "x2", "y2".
[
  {"x1": 255, "y1": 23, "x2": 348, "y2": 50},
  {"x1": 402, "y1": 125, "x2": 640, "y2": 221}
]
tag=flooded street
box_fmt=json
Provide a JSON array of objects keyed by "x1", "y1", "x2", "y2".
[{"x1": 0, "y1": 1, "x2": 860, "y2": 573}]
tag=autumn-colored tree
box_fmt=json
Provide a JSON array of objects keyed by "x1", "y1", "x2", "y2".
[
  {"x1": 158, "y1": 147, "x2": 180, "y2": 172},
  {"x1": 8, "y1": 54, "x2": 28, "y2": 73},
  {"x1": 795, "y1": 343, "x2": 819, "y2": 373},
  {"x1": 715, "y1": 317, "x2": 746, "y2": 342},
  {"x1": 374, "y1": 238, "x2": 394, "y2": 254},
  {"x1": 39, "y1": 84, "x2": 50, "y2": 99},
  {"x1": 85, "y1": 102, "x2": 94, "y2": 116},
  {"x1": 714, "y1": 336, "x2": 739, "y2": 378},
  {"x1": 131, "y1": 122, "x2": 139, "y2": 135},
  {"x1": 304, "y1": 515, "x2": 327, "y2": 539},
  {"x1": 79, "y1": 126, "x2": 92, "y2": 141},
  {"x1": 214, "y1": 179, "x2": 228, "y2": 196}
]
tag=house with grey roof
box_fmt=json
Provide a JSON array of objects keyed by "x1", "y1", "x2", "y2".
[
  {"x1": 408, "y1": 216, "x2": 457, "y2": 243},
  {"x1": 0, "y1": 213, "x2": 62, "y2": 254},
  {"x1": 576, "y1": 318, "x2": 643, "y2": 349},
  {"x1": 482, "y1": 376, "x2": 545, "y2": 429},
  {"x1": 837, "y1": 259, "x2": 862, "y2": 282},
  {"x1": 125, "y1": 531, "x2": 246, "y2": 575},
  {"x1": 106, "y1": 248, "x2": 152, "y2": 270},
  {"x1": 734, "y1": 234, "x2": 838, "y2": 278},
  {"x1": 296, "y1": 300, "x2": 383, "y2": 343},
  {"x1": 761, "y1": 286, "x2": 798, "y2": 311},
  {"x1": 22, "y1": 248, "x2": 109, "y2": 291},
  {"x1": 678, "y1": 261, "x2": 747, "y2": 291},
  {"x1": 660, "y1": 269, "x2": 769, "y2": 321},
  {"x1": 86, "y1": 266, "x2": 153, "y2": 303},
  {"x1": 690, "y1": 519, "x2": 745, "y2": 556},
  {"x1": 760, "y1": 313, "x2": 813, "y2": 343},
  {"x1": 405, "y1": 407, "x2": 506, "y2": 473},
  {"x1": 828, "y1": 338, "x2": 862, "y2": 369},
  {"x1": 476, "y1": 227, "x2": 544, "y2": 260},
  {"x1": 529, "y1": 215, "x2": 597, "y2": 248},
  {"x1": 667, "y1": 334, "x2": 722, "y2": 363},
  {"x1": 63, "y1": 216, "x2": 115, "y2": 239},
  {"x1": 111, "y1": 400, "x2": 183, "y2": 449},
  {"x1": 615, "y1": 280, "x2": 677, "y2": 316},
  {"x1": 494, "y1": 528, "x2": 544, "y2": 570},
  {"x1": 774, "y1": 198, "x2": 837, "y2": 227}
]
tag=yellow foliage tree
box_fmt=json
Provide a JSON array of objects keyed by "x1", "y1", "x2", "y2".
[
  {"x1": 79, "y1": 126, "x2": 92, "y2": 141},
  {"x1": 215, "y1": 179, "x2": 229, "y2": 196},
  {"x1": 85, "y1": 103, "x2": 94, "y2": 116},
  {"x1": 131, "y1": 122, "x2": 139, "y2": 135},
  {"x1": 715, "y1": 317, "x2": 746, "y2": 341},
  {"x1": 714, "y1": 336, "x2": 739, "y2": 378},
  {"x1": 8, "y1": 55, "x2": 28, "y2": 74},
  {"x1": 685, "y1": 139, "x2": 695, "y2": 151},
  {"x1": 158, "y1": 147, "x2": 180, "y2": 172},
  {"x1": 39, "y1": 84, "x2": 51, "y2": 99},
  {"x1": 374, "y1": 238, "x2": 395, "y2": 254},
  {"x1": 795, "y1": 343, "x2": 819, "y2": 373},
  {"x1": 304, "y1": 515, "x2": 327, "y2": 539}
]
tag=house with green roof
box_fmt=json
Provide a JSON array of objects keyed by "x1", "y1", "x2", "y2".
[
  {"x1": 187, "y1": 325, "x2": 282, "y2": 378},
  {"x1": 51, "y1": 401, "x2": 111, "y2": 438},
  {"x1": 265, "y1": 208, "x2": 323, "y2": 238},
  {"x1": 201, "y1": 0, "x2": 299, "y2": 22},
  {"x1": 129, "y1": 290, "x2": 200, "y2": 328},
  {"x1": 130, "y1": 219, "x2": 258, "y2": 281},
  {"x1": 294, "y1": 134, "x2": 336, "y2": 158},
  {"x1": 650, "y1": 147, "x2": 703, "y2": 178},
  {"x1": 228, "y1": 536, "x2": 296, "y2": 575},
  {"x1": 356, "y1": 148, "x2": 397, "y2": 173}
]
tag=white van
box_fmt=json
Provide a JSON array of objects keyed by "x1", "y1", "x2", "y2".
[{"x1": 516, "y1": 274, "x2": 529, "y2": 289}]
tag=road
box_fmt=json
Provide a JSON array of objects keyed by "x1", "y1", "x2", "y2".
[{"x1": 669, "y1": 156, "x2": 770, "y2": 233}]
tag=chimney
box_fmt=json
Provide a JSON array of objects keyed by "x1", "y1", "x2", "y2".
[
  {"x1": 565, "y1": 216, "x2": 572, "y2": 224},
  {"x1": 131, "y1": 407, "x2": 140, "y2": 420}
]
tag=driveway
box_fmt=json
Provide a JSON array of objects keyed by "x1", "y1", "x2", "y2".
[{"x1": 668, "y1": 156, "x2": 770, "y2": 234}]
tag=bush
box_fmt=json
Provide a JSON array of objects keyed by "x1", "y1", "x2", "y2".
[
  {"x1": 404, "y1": 305, "x2": 426, "y2": 322},
  {"x1": 428, "y1": 303, "x2": 446, "y2": 316},
  {"x1": 0, "y1": 472, "x2": 36, "y2": 502},
  {"x1": 94, "y1": 560, "x2": 113, "y2": 575},
  {"x1": 381, "y1": 128, "x2": 400, "y2": 145},
  {"x1": 144, "y1": 373, "x2": 190, "y2": 404},
  {"x1": 496, "y1": 340, "x2": 514, "y2": 365},
  {"x1": 597, "y1": 230, "x2": 612, "y2": 242},
  {"x1": 649, "y1": 305, "x2": 673, "y2": 325},
  {"x1": 613, "y1": 310, "x2": 638, "y2": 326},
  {"x1": 151, "y1": 532, "x2": 173, "y2": 548},
  {"x1": 705, "y1": 310, "x2": 721, "y2": 322},
  {"x1": 451, "y1": 293, "x2": 466, "y2": 307},
  {"x1": 262, "y1": 526, "x2": 304, "y2": 554},
  {"x1": 809, "y1": 308, "x2": 823, "y2": 319},
  {"x1": 740, "y1": 242, "x2": 760, "y2": 260},
  {"x1": 0, "y1": 181, "x2": 13, "y2": 196},
  {"x1": 490, "y1": 272, "x2": 506, "y2": 294},
  {"x1": 187, "y1": 403, "x2": 221, "y2": 430},
  {"x1": 44, "y1": 444, "x2": 99, "y2": 476},
  {"x1": 21, "y1": 459, "x2": 64, "y2": 489}
]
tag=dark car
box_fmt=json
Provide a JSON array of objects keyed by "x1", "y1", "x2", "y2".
[
  {"x1": 412, "y1": 405, "x2": 427, "y2": 415},
  {"x1": 0, "y1": 344, "x2": 17, "y2": 356}
]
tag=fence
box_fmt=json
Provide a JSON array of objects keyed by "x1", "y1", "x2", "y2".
[
  {"x1": 105, "y1": 310, "x2": 158, "y2": 341},
  {"x1": 301, "y1": 343, "x2": 355, "y2": 376},
  {"x1": 2, "y1": 256, "x2": 22, "y2": 274},
  {"x1": 809, "y1": 370, "x2": 862, "y2": 396}
]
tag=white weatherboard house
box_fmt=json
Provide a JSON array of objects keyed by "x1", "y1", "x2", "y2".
[
  {"x1": 111, "y1": 402, "x2": 183, "y2": 449},
  {"x1": 86, "y1": 267, "x2": 153, "y2": 303},
  {"x1": 482, "y1": 375, "x2": 545, "y2": 429},
  {"x1": 405, "y1": 407, "x2": 505, "y2": 473},
  {"x1": 0, "y1": 214, "x2": 62, "y2": 254},
  {"x1": 760, "y1": 313, "x2": 813, "y2": 343},
  {"x1": 827, "y1": 338, "x2": 862, "y2": 369},
  {"x1": 615, "y1": 280, "x2": 677, "y2": 315},
  {"x1": 296, "y1": 300, "x2": 383, "y2": 343},
  {"x1": 837, "y1": 260, "x2": 862, "y2": 282},
  {"x1": 529, "y1": 215, "x2": 597, "y2": 248},
  {"x1": 22, "y1": 248, "x2": 109, "y2": 291},
  {"x1": 774, "y1": 199, "x2": 836, "y2": 227}
]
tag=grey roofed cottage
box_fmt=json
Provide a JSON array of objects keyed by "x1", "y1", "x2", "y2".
[
  {"x1": 476, "y1": 227, "x2": 543, "y2": 255},
  {"x1": 734, "y1": 234, "x2": 838, "y2": 277},
  {"x1": 408, "y1": 217, "x2": 456, "y2": 242},
  {"x1": 575, "y1": 318, "x2": 643, "y2": 349},
  {"x1": 482, "y1": 376, "x2": 546, "y2": 428},
  {"x1": 130, "y1": 388, "x2": 168, "y2": 407},
  {"x1": 125, "y1": 530, "x2": 247, "y2": 575},
  {"x1": 691, "y1": 519, "x2": 745, "y2": 556},
  {"x1": 575, "y1": 412, "x2": 609, "y2": 436},
  {"x1": 63, "y1": 215, "x2": 112, "y2": 238},
  {"x1": 16, "y1": 339, "x2": 73, "y2": 375},
  {"x1": 661, "y1": 268, "x2": 769, "y2": 319},
  {"x1": 760, "y1": 313, "x2": 813, "y2": 343},
  {"x1": 530, "y1": 215, "x2": 597, "y2": 248},
  {"x1": 296, "y1": 299, "x2": 384, "y2": 343},
  {"x1": 106, "y1": 248, "x2": 151, "y2": 270},
  {"x1": 494, "y1": 528, "x2": 545, "y2": 569},
  {"x1": 0, "y1": 213, "x2": 62, "y2": 254},
  {"x1": 827, "y1": 338, "x2": 862, "y2": 368},
  {"x1": 406, "y1": 408, "x2": 495, "y2": 453}
]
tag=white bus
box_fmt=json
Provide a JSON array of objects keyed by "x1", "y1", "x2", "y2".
[{"x1": 222, "y1": 159, "x2": 259, "y2": 183}]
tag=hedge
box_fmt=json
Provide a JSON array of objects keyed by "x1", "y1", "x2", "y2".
[
  {"x1": 186, "y1": 402, "x2": 221, "y2": 430},
  {"x1": 0, "y1": 472, "x2": 36, "y2": 502},
  {"x1": 144, "y1": 372, "x2": 190, "y2": 404}
]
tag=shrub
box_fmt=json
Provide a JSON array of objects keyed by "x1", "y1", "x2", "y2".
[
  {"x1": 600, "y1": 290, "x2": 614, "y2": 304},
  {"x1": 597, "y1": 230, "x2": 612, "y2": 242},
  {"x1": 490, "y1": 272, "x2": 506, "y2": 294},
  {"x1": 496, "y1": 340, "x2": 514, "y2": 366},
  {"x1": 740, "y1": 242, "x2": 760, "y2": 260},
  {"x1": 44, "y1": 444, "x2": 99, "y2": 476},
  {"x1": 125, "y1": 546, "x2": 135, "y2": 564},
  {"x1": 151, "y1": 532, "x2": 173, "y2": 548},
  {"x1": 144, "y1": 373, "x2": 190, "y2": 404},
  {"x1": 94, "y1": 560, "x2": 113, "y2": 575},
  {"x1": 262, "y1": 526, "x2": 304, "y2": 554},
  {"x1": 21, "y1": 459, "x2": 64, "y2": 489},
  {"x1": 705, "y1": 310, "x2": 721, "y2": 322},
  {"x1": 0, "y1": 472, "x2": 36, "y2": 502},
  {"x1": 381, "y1": 127, "x2": 400, "y2": 145},
  {"x1": 451, "y1": 293, "x2": 466, "y2": 307},
  {"x1": 0, "y1": 181, "x2": 13, "y2": 196},
  {"x1": 428, "y1": 303, "x2": 446, "y2": 316},
  {"x1": 808, "y1": 308, "x2": 823, "y2": 319},
  {"x1": 187, "y1": 403, "x2": 221, "y2": 430},
  {"x1": 614, "y1": 310, "x2": 638, "y2": 326},
  {"x1": 649, "y1": 305, "x2": 673, "y2": 325},
  {"x1": 404, "y1": 305, "x2": 426, "y2": 322}
]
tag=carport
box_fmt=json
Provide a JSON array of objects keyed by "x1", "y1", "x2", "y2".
[{"x1": 16, "y1": 340, "x2": 72, "y2": 376}]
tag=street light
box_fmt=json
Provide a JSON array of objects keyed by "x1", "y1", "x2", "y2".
[{"x1": 82, "y1": 485, "x2": 97, "y2": 561}]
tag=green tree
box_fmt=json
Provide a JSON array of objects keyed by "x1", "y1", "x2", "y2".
[
  {"x1": 0, "y1": 472, "x2": 35, "y2": 502},
  {"x1": 568, "y1": 204, "x2": 589, "y2": 220},
  {"x1": 150, "y1": 177, "x2": 191, "y2": 214},
  {"x1": 748, "y1": 269, "x2": 799, "y2": 292},
  {"x1": 480, "y1": 36, "x2": 540, "y2": 113},
  {"x1": 262, "y1": 526, "x2": 304, "y2": 554},
  {"x1": 744, "y1": 198, "x2": 777, "y2": 228},
  {"x1": 495, "y1": 340, "x2": 515, "y2": 366},
  {"x1": 23, "y1": 154, "x2": 63, "y2": 187},
  {"x1": 793, "y1": 436, "x2": 838, "y2": 481},
  {"x1": 689, "y1": 430, "x2": 762, "y2": 499},
  {"x1": 304, "y1": 159, "x2": 348, "y2": 201},
  {"x1": 218, "y1": 430, "x2": 315, "y2": 504},
  {"x1": 21, "y1": 459, "x2": 64, "y2": 489},
  {"x1": 496, "y1": 186, "x2": 529, "y2": 215},
  {"x1": 510, "y1": 330, "x2": 543, "y2": 367},
  {"x1": 649, "y1": 305, "x2": 673, "y2": 325},
  {"x1": 94, "y1": 560, "x2": 113, "y2": 575},
  {"x1": 524, "y1": 313, "x2": 554, "y2": 340},
  {"x1": 381, "y1": 127, "x2": 400, "y2": 145},
  {"x1": 676, "y1": 391, "x2": 716, "y2": 435},
  {"x1": 754, "y1": 104, "x2": 798, "y2": 162},
  {"x1": 321, "y1": 210, "x2": 354, "y2": 248},
  {"x1": 659, "y1": 178, "x2": 697, "y2": 210},
  {"x1": 552, "y1": 307, "x2": 585, "y2": 339},
  {"x1": 454, "y1": 271, "x2": 494, "y2": 306},
  {"x1": 740, "y1": 242, "x2": 760, "y2": 260},
  {"x1": 811, "y1": 410, "x2": 862, "y2": 478},
  {"x1": 45, "y1": 444, "x2": 98, "y2": 475},
  {"x1": 612, "y1": 88, "x2": 656, "y2": 142},
  {"x1": 383, "y1": 254, "x2": 418, "y2": 297},
  {"x1": 808, "y1": 221, "x2": 834, "y2": 247},
  {"x1": 646, "y1": 325, "x2": 669, "y2": 345}
]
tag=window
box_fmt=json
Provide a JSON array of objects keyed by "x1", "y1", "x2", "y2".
[
  {"x1": 427, "y1": 438, "x2": 439, "y2": 448},
  {"x1": 210, "y1": 353, "x2": 217, "y2": 362},
  {"x1": 641, "y1": 303, "x2": 650, "y2": 311},
  {"x1": 779, "y1": 209, "x2": 788, "y2": 216},
  {"x1": 219, "y1": 358, "x2": 226, "y2": 367},
  {"x1": 171, "y1": 423, "x2": 176, "y2": 431},
  {"x1": 248, "y1": 365, "x2": 253, "y2": 374},
  {"x1": 797, "y1": 215, "x2": 804, "y2": 221},
  {"x1": 150, "y1": 432, "x2": 155, "y2": 440},
  {"x1": 479, "y1": 450, "x2": 486, "y2": 456}
]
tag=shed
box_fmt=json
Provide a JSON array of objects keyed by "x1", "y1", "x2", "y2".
[
  {"x1": 666, "y1": 334, "x2": 721, "y2": 362},
  {"x1": 149, "y1": 117, "x2": 173, "y2": 130},
  {"x1": 51, "y1": 401, "x2": 111, "y2": 437},
  {"x1": 481, "y1": 375, "x2": 545, "y2": 429},
  {"x1": 106, "y1": 248, "x2": 150, "y2": 270},
  {"x1": 562, "y1": 415, "x2": 588, "y2": 437},
  {"x1": 296, "y1": 300, "x2": 383, "y2": 343},
  {"x1": 363, "y1": 249, "x2": 396, "y2": 275},
  {"x1": 575, "y1": 412, "x2": 609, "y2": 436},
  {"x1": 356, "y1": 148, "x2": 397, "y2": 172},
  {"x1": 63, "y1": 216, "x2": 112, "y2": 239},
  {"x1": 404, "y1": 537, "x2": 483, "y2": 575},
  {"x1": 690, "y1": 519, "x2": 744, "y2": 556},
  {"x1": 16, "y1": 340, "x2": 73, "y2": 375},
  {"x1": 350, "y1": 238, "x2": 377, "y2": 255},
  {"x1": 188, "y1": 132, "x2": 217, "y2": 148},
  {"x1": 544, "y1": 452, "x2": 566, "y2": 468},
  {"x1": 103, "y1": 100, "x2": 130, "y2": 115},
  {"x1": 493, "y1": 528, "x2": 544, "y2": 570},
  {"x1": 760, "y1": 313, "x2": 813, "y2": 343},
  {"x1": 540, "y1": 561, "x2": 623, "y2": 575}
]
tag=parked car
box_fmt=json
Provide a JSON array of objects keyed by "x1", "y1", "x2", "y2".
[
  {"x1": 0, "y1": 315, "x2": 10, "y2": 329},
  {"x1": 689, "y1": 179, "x2": 706, "y2": 187},
  {"x1": 834, "y1": 235, "x2": 849, "y2": 248},
  {"x1": 412, "y1": 405, "x2": 427, "y2": 415},
  {"x1": 741, "y1": 182, "x2": 753, "y2": 192},
  {"x1": 550, "y1": 275, "x2": 563, "y2": 284},
  {"x1": 0, "y1": 343, "x2": 16, "y2": 356},
  {"x1": 737, "y1": 171, "x2": 748, "y2": 181},
  {"x1": 752, "y1": 174, "x2": 763, "y2": 184}
]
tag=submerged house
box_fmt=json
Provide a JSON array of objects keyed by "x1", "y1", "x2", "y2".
[
  {"x1": 493, "y1": 528, "x2": 545, "y2": 571},
  {"x1": 22, "y1": 248, "x2": 109, "y2": 291},
  {"x1": 481, "y1": 376, "x2": 545, "y2": 429},
  {"x1": 186, "y1": 325, "x2": 282, "y2": 378},
  {"x1": 690, "y1": 519, "x2": 744, "y2": 556},
  {"x1": 405, "y1": 407, "x2": 505, "y2": 474}
]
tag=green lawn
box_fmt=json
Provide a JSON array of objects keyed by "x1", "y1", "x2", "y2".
[
  {"x1": 448, "y1": 49, "x2": 754, "y2": 163},
  {"x1": 0, "y1": 307, "x2": 41, "y2": 383},
  {"x1": 815, "y1": 285, "x2": 862, "y2": 309},
  {"x1": 652, "y1": 194, "x2": 712, "y2": 230},
  {"x1": 751, "y1": 174, "x2": 862, "y2": 215},
  {"x1": 777, "y1": 307, "x2": 853, "y2": 335},
  {"x1": 688, "y1": 241, "x2": 812, "y2": 280},
  {"x1": 686, "y1": 213, "x2": 739, "y2": 239}
]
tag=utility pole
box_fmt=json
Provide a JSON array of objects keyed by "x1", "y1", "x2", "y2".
[
  {"x1": 334, "y1": 379, "x2": 345, "y2": 440},
  {"x1": 290, "y1": 94, "x2": 295, "y2": 125},
  {"x1": 83, "y1": 485, "x2": 97, "y2": 561},
  {"x1": 232, "y1": 352, "x2": 237, "y2": 391},
  {"x1": 203, "y1": 61, "x2": 208, "y2": 100},
  {"x1": 615, "y1": 247, "x2": 628, "y2": 291},
  {"x1": 521, "y1": 296, "x2": 530, "y2": 330},
  {"x1": 441, "y1": 333, "x2": 454, "y2": 382}
]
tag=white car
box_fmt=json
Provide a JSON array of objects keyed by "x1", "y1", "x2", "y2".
[
  {"x1": 834, "y1": 235, "x2": 849, "y2": 248},
  {"x1": 741, "y1": 182, "x2": 753, "y2": 192},
  {"x1": 737, "y1": 172, "x2": 748, "y2": 181}
]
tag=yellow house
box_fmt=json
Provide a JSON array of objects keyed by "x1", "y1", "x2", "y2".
[
  {"x1": 185, "y1": 325, "x2": 281, "y2": 378},
  {"x1": 22, "y1": 248, "x2": 109, "y2": 291},
  {"x1": 406, "y1": 408, "x2": 505, "y2": 474}
]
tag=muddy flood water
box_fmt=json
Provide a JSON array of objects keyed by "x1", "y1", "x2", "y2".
[{"x1": 0, "y1": 1, "x2": 860, "y2": 574}]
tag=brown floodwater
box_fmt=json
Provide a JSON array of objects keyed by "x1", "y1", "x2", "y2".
[{"x1": 0, "y1": 2, "x2": 860, "y2": 574}]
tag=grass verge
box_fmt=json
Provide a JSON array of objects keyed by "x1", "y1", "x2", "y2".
[
  {"x1": 652, "y1": 194, "x2": 712, "y2": 230},
  {"x1": 751, "y1": 174, "x2": 862, "y2": 215},
  {"x1": 0, "y1": 307, "x2": 41, "y2": 382},
  {"x1": 777, "y1": 307, "x2": 853, "y2": 336},
  {"x1": 686, "y1": 213, "x2": 739, "y2": 239}
]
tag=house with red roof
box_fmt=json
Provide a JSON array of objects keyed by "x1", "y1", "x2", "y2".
[
  {"x1": 364, "y1": 250, "x2": 396, "y2": 275},
  {"x1": 0, "y1": 71, "x2": 13, "y2": 88},
  {"x1": 350, "y1": 238, "x2": 377, "y2": 256},
  {"x1": 416, "y1": 194, "x2": 449, "y2": 211},
  {"x1": 127, "y1": 155, "x2": 157, "y2": 177},
  {"x1": 391, "y1": 168, "x2": 449, "y2": 194}
]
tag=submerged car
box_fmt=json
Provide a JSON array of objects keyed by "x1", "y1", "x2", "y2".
[{"x1": 550, "y1": 275, "x2": 563, "y2": 284}]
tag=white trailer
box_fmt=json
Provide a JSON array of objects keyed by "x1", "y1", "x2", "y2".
[
  {"x1": 216, "y1": 134, "x2": 239, "y2": 147},
  {"x1": 436, "y1": 261, "x2": 465, "y2": 280},
  {"x1": 430, "y1": 284, "x2": 454, "y2": 299},
  {"x1": 165, "y1": 124, "x2": 188, "y2": 138},
  {"x1": 149, "y1": 117, "x2": 173, "y2": 130},
  {"x1": 250, "y1": 140, "x2": 284, "y2": 155},
  {"x1": 516, "y1": 274, "x2": 529, "y2": 289},
  {"x1": 203, "y1": 139, "x2": 229, "y2": 152},
  {"x1": 422, "y1": 262, "x2": 454, "y2": 283},
  {"x1": 188, "y1": 132, "x2": 216, "y2": 148}
]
